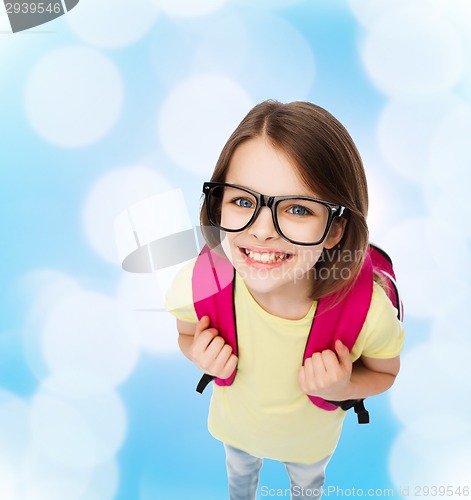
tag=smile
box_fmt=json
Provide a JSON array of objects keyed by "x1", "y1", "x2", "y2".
[{"x1": 239, "y1": 247, "x2": 294, "y2": 266}]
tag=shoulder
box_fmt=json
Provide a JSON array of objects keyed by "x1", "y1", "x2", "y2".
[
  {"x1": 369, "y1": 281, "x2": 401, "y2": 322},
  {"x1": 164, "y1": 258, "x2": 198, "y2": 323},
  {"x1": 352, "y1": 282, "x2": 404, "y2": 360}
]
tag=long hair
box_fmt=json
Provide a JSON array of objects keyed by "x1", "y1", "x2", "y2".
[{"x1": 200, "y1": 100, "x2": 369, "y2": 300}]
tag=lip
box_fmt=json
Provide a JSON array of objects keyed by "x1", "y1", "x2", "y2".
[{"x1": 237, "y1": 246, "x2": 294, "y2": 269}]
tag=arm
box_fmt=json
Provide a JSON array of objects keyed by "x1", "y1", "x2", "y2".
[
  {"x1": 345, "y1": 354, "x2": 400, "y2": 400},
  {"x1": 298, "y1": 340, "x2": 400, "y2": 401},
  {"x1": 176, "y1": 316, "x2": 238, "y2": 378}
]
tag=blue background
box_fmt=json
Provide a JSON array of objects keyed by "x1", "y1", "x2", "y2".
[{"x1": 1, "y1": 0, "x2": 470, "y2": 498}]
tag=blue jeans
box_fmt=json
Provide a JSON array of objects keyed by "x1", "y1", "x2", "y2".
[{"x1": 224, "y1": 444, "x2": 331, "y2": 500}]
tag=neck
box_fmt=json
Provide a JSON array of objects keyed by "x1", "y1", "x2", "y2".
[{"x1": 245, "y1": 278, "x2": 314, "y2": 320}]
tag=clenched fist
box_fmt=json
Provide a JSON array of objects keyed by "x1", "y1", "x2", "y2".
[
  {"x1": 298, "y1": 340, "x2": 353, "y2": 401},
  {"x1": 189, "y1": 315, "x2": 238, "y2": 379}
]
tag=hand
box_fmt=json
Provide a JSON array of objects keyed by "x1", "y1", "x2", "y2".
[
  {"x1": 298, "y1": 340, "x2": 353, "y2": 401},
  {"x1": 189, "y1": 315, "x2": 238, "y2": 379}
]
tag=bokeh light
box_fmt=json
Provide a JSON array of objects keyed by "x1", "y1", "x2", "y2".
[
  {"x1": 157, "y1": 74, "x2": 253, "y2": 174},
  {"x1": 116, "y1": 272, "x2": 180, "y2": 353},
  {"x1": 30, "y1": 385, "x2": 127, "y2": 468},
  {"x1": 42, "y1": 291, "x2": 140, "y2": 388},
  {"x1": 383, "y1": 217, "x2": 470, "y2": 318},
  {"x1": 21, "y1": 270, "x2": 83, "y2": 381},
  {"x1": 82, "y1": 167, "x2": 173, "y2": 264},
  {"x1": 377, "y1": 94, "x2": 465, "y2": 183},
  {"x1": 152, "y1": 0, "x2": 228, "y2": 18},
  {"x1": 361, "y1": 5, "x2": 464, "y2": 96},
  {"x1": 429, "y1": 101, "x2": 471, "y2": 203},
  {"x1": 24, "y1": 46, "x2": 123, "y2": 147},
  {"x1": 67, "y1": 0, "x2": 159, "y2": 49},
  {"x1": 237, "y1": 12, "x2": 316, "y2": 102}
]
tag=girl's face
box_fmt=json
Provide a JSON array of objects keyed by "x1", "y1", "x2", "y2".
[{"x1": 220, "y1": 136, "x2": 345, "y2": 297}]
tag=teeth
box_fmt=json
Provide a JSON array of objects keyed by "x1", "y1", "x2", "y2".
[{"x1": 244, "y1": 249, "x2": 289, "y2": 263}]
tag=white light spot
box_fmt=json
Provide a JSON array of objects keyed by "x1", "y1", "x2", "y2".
[
  {"x1": 383, "y1": 218, "x2": 470, "y2": 318},
  {"x1": 0, "y1": 391, "x2": 30, "y2": 467},
  {"x1": 158, "y1": 74, "x2": 253, "y2": 175},
  {"x1": 42, "y1": 291, "x2": 140, "y2": 388},
  {"x1": 430, "y1": 289, "x2": 471, "y2": 348},
  {"x1": 22, "y1": 478, "x2": 86, "y2": 500},
  {"x1": 43, "y1": 370, "x2": 115, "y2": 398},
  {"x1": 390, "y1": 425, "x2": 471, "y2": 492},
  {"x1": 423, "y1": 101, "x2": 471, "y2": 254},
  {"x1": 116, "y1": 272, "x2": 179, "y2": 354},
  {"x1": 20, "y1": 435, "x2": 117, "y2": 499},
  {"x1": 438, "y1": 453, "x2": 471, "y2": 492},
  {"x1": 423, "y1": 180, "x2": 471, "y2": 241},
  {"x1": 0, "y1": 455, "x2": 18, "y2": 499},
  {"x1": 68, "y1": 0, "x2": 159, "y2": 49},
  {"x1": 116, "y1": 272, "x2": 164, "y2": 312},
  {"x1": 377, "y1": 94, "x2": 465, "y2": 183},
  {"x1": 234, "y1": 0, "x2": 302, "y2": 9},
  {"x1": 25, "y1": 46, "x2": 123, "y2": 147},
  {"x1": 84, "y1": 459, "x2": 119, "y2": 500},
  {"x1": 348, "y1": 0, "x2": 394, "y2": 27},
  {"x1": 429, "y1": 102, "x2": 471, "y2": 206},
  {"x1": 83, "y1": 166, "x2": 172, "y2": 265},
  {"x1": 348, "y1": 0, "x2": 442, "y2": 27},
  {"x1": 30, "y1": 387, "x2": 126, "y2": 469},
  {"x1": 120, "y1": 307, "x2": 179, "y2": 354},
  {"x1": 430, "y1": 339, "x2": 471, "y2": 387},
  {"x1": 389, "y1": 343, "x2": 471, "y2": 427},
  {"x1": 30, "y1": 393, "x2": 97, "y2": 469},
  {"x1": 440, "y1": 0, "x2": 471, "y2": 40},
  {"x1": 365, "y1": 171, "x2": 399, "y2": 241},
  {"x1": 149, "y1": 20, "x2": 196, "y2": 88},
  {"x1": 361, "y1": 6, "x2": 464, "y2": 96},
  {"x1": 114, "y1": 189, "x2": 193, "y2": 267},
  {"x1": 153, "y1": 0, "x2": 228, "y2": 18},
  {"x1": 21, "y1": 271, "x2": 82, "y2": 381},
  {"x1": 239, "y1": 13, "x2": 315, "y2": 102},
  {"x1": 191, "y1": 12, "x2": 249, "y2": 80}
]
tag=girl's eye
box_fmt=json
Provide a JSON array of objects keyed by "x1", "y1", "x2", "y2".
[
  {"x1": 287, "y1": 205, "x2": 311, "y2": 216},
  {"x1": 234, "y1": 197, "x2": 254, "y2": 209}
]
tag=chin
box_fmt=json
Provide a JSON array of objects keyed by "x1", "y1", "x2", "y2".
[{"x1": 235, "y1": 252, "x2": 308, "y2": 292}]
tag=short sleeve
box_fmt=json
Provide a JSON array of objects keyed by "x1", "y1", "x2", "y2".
[
  {"x1": 351, "y1": 282, "x2": 404, "y2": 360},
  {"x1": 164, "y1": 258, "x2": 198, "y2": 323}
]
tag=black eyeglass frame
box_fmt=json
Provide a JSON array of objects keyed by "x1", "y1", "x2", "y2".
[{"x1": 203, "y1": 182, "x2": 348, "y2": 246}]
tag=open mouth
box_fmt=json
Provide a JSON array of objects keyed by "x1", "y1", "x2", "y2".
[{"x1": 239, "y1": 247, "x2": 294, "y2": 265}]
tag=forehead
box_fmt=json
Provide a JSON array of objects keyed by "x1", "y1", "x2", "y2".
[{"x1": 225, "y1": 137, "x2": 319, "y2": 198}]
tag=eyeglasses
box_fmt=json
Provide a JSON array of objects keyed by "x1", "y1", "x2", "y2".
[{"x1": 203, "y1": 182, "x2": 348, "y2": 246}]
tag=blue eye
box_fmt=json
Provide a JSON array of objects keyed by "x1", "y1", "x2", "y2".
[
  {"x1": 287, "y1": 205, "x2": 311, "y2": 216},
  {"x1": 234, "y1": 198, "x2": 254, "y2": 209}
]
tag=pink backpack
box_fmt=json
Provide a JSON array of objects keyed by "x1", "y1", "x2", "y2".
[{"x1": 191, "y1": 243, "x2": 402, "y2": 424}]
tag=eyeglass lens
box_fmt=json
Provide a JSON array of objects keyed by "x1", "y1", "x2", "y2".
[{"x1": 207, "y1": 185, "x2": 331, "y2": 244}]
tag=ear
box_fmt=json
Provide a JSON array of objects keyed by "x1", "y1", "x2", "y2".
[{"x1": 323, "y1": 218, "x2": 347, "y2": 249}]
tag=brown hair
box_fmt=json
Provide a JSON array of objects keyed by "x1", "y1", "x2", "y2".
[{"x1": 200, "y1": 100, "x2": 369, "y2": 300}]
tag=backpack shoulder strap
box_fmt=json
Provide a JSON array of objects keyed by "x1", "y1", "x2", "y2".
[
  {"x1": 304, "y1": 250, "x2": 374, "y2": 358},
  {"x1": 304, "y1": 251, "x2": 374, "y2": 420},
  {"x1": 192, "y1": 245, "x2": 237, "y2": 391},
  {"x1": 369, "y1": 243, "x2": 403, "y2": 321}
]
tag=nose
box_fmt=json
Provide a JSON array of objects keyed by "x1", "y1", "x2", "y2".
[{"x1": 247, "y1": 206, "x2": 279, "y2": 241}]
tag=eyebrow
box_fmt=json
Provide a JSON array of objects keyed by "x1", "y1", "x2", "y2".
[{"x1": 224, "y1": 180, "x2": 321, "y2": 199}]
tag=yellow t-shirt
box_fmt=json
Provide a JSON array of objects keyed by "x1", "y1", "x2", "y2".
[{"x1": 165, "y1": 258, "x2": 404, "y2": 463}]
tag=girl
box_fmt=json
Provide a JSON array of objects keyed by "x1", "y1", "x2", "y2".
[{"x1": 165, "y1": 101, "x2": 404, "y2": 499}]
